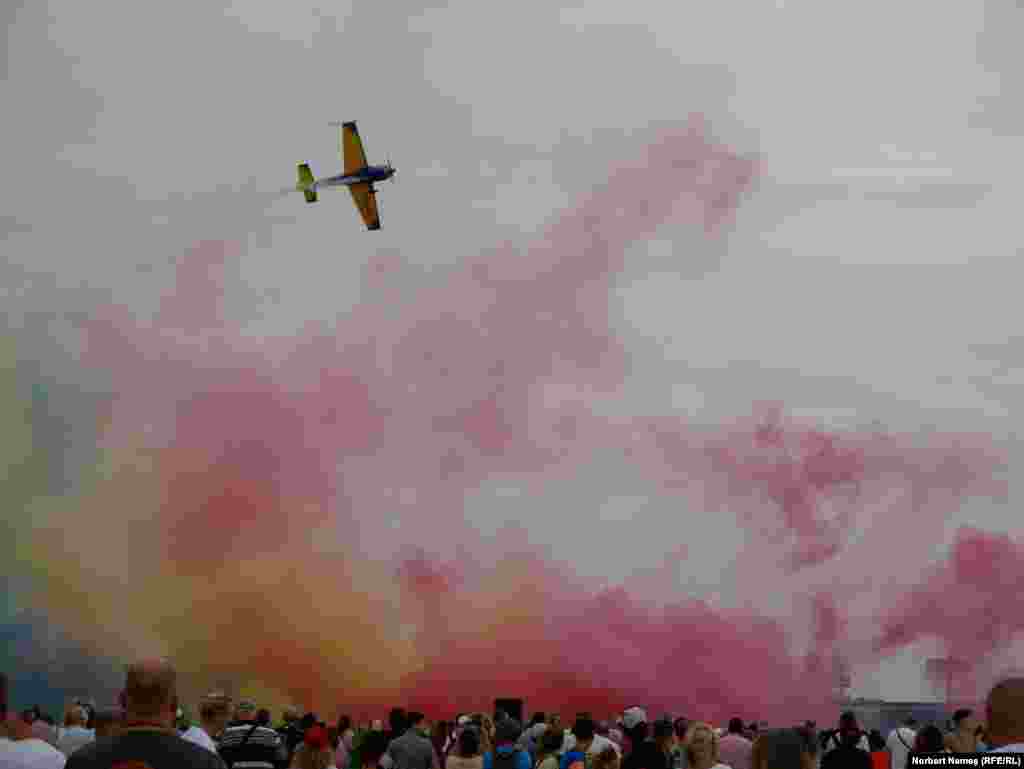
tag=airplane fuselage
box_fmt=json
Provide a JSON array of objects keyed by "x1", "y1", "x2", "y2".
[{"x1": 315, "y1": 164, "x2": 395, "y2": 189}]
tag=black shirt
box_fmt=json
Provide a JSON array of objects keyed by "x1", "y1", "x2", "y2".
[
  {"x1": 277, "y1": 723, "x2": 305, "y2": 762},
  {"x1": 821, "y1": 745, "x2": 873, "y2": 769},
  {"x1": 66, "y1": 729, "x2": 227, "y2": 769},
  {"x1": 622, "y1": 740, "x2": 669, "y2": 769}
]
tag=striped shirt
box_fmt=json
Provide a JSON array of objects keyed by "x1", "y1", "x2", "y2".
[{"x1": 218, "y1": 722, "x2": 284, "y2": 769}]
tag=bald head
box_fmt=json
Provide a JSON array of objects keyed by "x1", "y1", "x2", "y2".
[
  {"x1": 122, "y1": 658, "x2": 178, "y2": 723},
  {"x1": 986, "y1": 677, "x2": 1024, "y2": 747}
]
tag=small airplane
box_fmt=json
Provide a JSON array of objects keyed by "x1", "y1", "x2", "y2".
[{"x1": 296, "y1": 121, "x2": 395, "y2": 231}]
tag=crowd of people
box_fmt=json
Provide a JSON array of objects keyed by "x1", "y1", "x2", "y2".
[{"x1": 2, "y1": 664, "x2": 1023, "y2": 769}]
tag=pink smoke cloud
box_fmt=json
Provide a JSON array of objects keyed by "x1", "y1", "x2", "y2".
[{"x1": 47, "y1": 115, "x2": 1016, "y2": 720}]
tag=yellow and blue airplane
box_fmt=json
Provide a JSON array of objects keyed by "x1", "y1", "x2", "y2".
[{"x1": 296, "y1": 121, "x2": 395, "y2": 231}]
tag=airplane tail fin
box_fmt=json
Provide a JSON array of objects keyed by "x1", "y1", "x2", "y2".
[{"x1": 296, "y1": 163, "x2": 317, "y2": 203}]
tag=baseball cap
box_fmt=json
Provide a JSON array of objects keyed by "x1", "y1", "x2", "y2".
[{"x1": 622, "y1": 707, "x2": 647, "y2": 731}]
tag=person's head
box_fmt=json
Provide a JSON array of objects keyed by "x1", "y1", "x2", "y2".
[
  {"x1": 574, "y1": 716, "x2": 596, "y2": 745},
  {"x1": 65, "y1": 705, "x2": 88, "y2": 728},
  {"x1": 199, "y1": 693, "x2": 232, "y2": 735},
  {"x1": 293, "y1": 726, "x2": 334, "y2": 769},
  {"x1": 338, "y1": 715, "x2": 352, "y2": 733},
  {"x1": 728, "y1": 718, "x2": 745, "y2": 736},
  {"x1": 674, "y1": 718, "x2": 689, "y2": 740},
  {"x1": 751, "y1": 727, "x2": 817, "y2": 769},
  {"x1": 459, "y1": 725, "x2": 482, "y2": 757},
  {"x1": 954, "y1": 709, "x2": 981, "y2": 736},
  {"x1": 914, "y1": 726, "x2": 944, "y2": 753},
  {"x1": 93, "y1": 707, "x2": 124, "y2": 739},
  {"x1": 653, "y1": 719, "x2": 674, "y2": 751},
  {"x1": 593, "y1": 746, "x2": 621, "y2": 769},
  {"x1": 496, "y1": 717, "x2": 522, "y2": 746},
  {"x1": 389, "y1": 708, "x2": 407, "y2": 735},
  {"x1": 407, "y1": 711, "x2": 426, "y2": 732},
  {"x1": 119, "y1": 658, "x2": 178, "y2": 727},
  {"x1": 255, "y1": 708, "x2": 271, "y2": 727},
  {"x1": 371, "y1": 719, "x2": 384, "y2": 732},
  {"x1": 986, "y1": 677, "x2": 1024, "y2": 748},
  {"x1": 836, "y1": 712, "x2": 860, "y2": 745},
  {"x1": 623, "y1": 707, "x2": 648, "y2": 743},
  {"x1": 361, "y1": 729, "x2": 391, "y2": 768},
  {"x1": 867, "y1": 731, "x2": 885, "y2": 752},
  {"x1": 531, "y1": 713, "x2": 547, "y2": 727},
  {"x1": 685, "y1": 723, "x2": 720, "y2": 767},
  {"x1": 4, "y1": 712, "x2": 33, "y2": 741},
  {"x1": 539, "y1": 728, "x2": 564, "y2": 758}
]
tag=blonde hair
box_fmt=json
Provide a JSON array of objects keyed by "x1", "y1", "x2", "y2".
[
  {"x1": 292, "y1": 743, "x2": 335, "y2": 769},
  {"x1": 685, "y1": 723, "x2": 720, "y2": 765}
]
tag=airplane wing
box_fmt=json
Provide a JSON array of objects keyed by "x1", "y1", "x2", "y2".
[
  {"x1": 348, "y1": 182, "x2": 381, "y2": 230},
  {"x1": 340, "y1": 121, "x2": 369, "y2": 175}
]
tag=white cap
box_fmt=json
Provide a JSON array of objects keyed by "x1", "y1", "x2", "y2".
[{"x1": 622, "y1": 707, "x2": 647, "y2": 731}]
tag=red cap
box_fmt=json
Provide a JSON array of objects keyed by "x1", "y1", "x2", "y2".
[{"x1": 305, "y1": 725, "x2": 330, "y2": 750}]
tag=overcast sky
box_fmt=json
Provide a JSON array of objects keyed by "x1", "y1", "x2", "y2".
[{"x1": 3, "y1": 0, "x2": 1023, "y2": 703}]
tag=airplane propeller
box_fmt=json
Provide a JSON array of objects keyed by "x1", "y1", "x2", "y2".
[{"x1": 388, "y1": 155, "x2": 396, "y2": 182}]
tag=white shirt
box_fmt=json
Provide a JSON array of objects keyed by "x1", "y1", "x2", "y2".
[
  {"x1": 181, "y1": 725, "x2": 218, "y2": 753},
  {"x1": 0, "y1": 738, "x2": 69, "y2": 769},
  {"x1": 56, "y1": 726, "x2": 94, "y2": 757},
  {"x1": 561, "y1": 735, "x2": 621, "y2": 756},
  {"x1": 886, "y1": 727, "x2": 916, "y2": 769}
]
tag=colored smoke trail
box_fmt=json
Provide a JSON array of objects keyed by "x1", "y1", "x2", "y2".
[{"x1": 1, "y1": 116, "x2": 1016, "y2": 719}]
